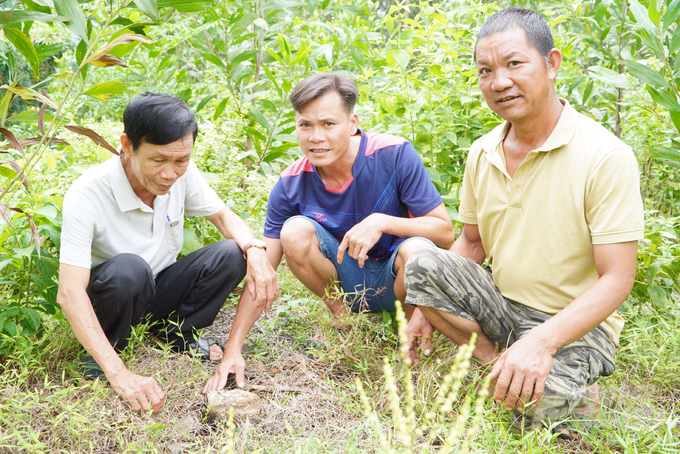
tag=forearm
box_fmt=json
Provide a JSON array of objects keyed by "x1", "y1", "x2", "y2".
[
  {"x1": 207, "y1": 207, "x2": 257, "y2": 250},
  {"x1": 450, "y1": 231, "x2": 486, "y2": 264},
  {"x1": 57, "y1": 288, "x2": 126, "y2": 376},
  {"x1": 224, "y1": 291, "x2": 265, "y2": 354},
  {"x1": 376, "y1": 213, "x2": 454, "y2": 249}
]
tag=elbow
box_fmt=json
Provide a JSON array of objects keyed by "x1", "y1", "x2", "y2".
[{"x1": 441, "y1": 223, "x2": 455, "y2": 249}]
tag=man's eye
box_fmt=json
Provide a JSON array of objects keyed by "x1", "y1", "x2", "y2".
[
  {"x1": 509, "y1": 61, "x2": 520, "y2": 67},
  {"x1": 325, "y1": 122, "x2": 334, "y2": 126},
  {"x1": 479, "y1": 68, "x2": 490, "y2": 75}
]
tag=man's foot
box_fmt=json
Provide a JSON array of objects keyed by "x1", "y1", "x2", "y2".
[
  {"x1": 187, "y1": 337, "x2": 224, "y2": 361},
  {"x1": 553, "y1": 414, "x2": 604, "y2": 440},
  {"x1": 79, "y1": 354, "x2": 106, "y2": 382}
]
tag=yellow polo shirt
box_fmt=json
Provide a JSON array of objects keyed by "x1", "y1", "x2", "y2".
[{"x1": 459, "y1": 101, "x2": 644, "y2": 342}]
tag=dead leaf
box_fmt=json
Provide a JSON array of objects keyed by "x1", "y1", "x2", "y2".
[
  {"x1": 268, "y1": 367, "x2": 281, "y2": 374},
  {"x1": 64, "y1": 125, "x2": 118, "y2": 155},
  {"x1": 87, "y1": 33, "x2": 153, "y2": 63},
  {"x1": 6, "y1": 206, "x2": 40, "y2": 256},
  {"x1": 0, "y1": 204, "x2": 10, "y2": 226},
  {"x1": 0, "y1": 127, "x2": 25, "y2": 156},
  {"x1": 1, "y1": 137, "x2": 70, "y2": 148},
  {"x1": 0, "y1": 85, "x2": 56, "y2": 109},
  {"x1": 89, "y1": 54, "x2": 128, "y2": 68},
  {"x1": 6, "y1": 160, "x2": 28, "y2": 189},
  {"x1": 38, "y1": 102, "x2": 47, "y2": 135}
]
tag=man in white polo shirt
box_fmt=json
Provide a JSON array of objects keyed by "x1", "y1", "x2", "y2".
[
  {"x1": 403, "y1": 8, "x2": 643, "y2": 435},
  {"x1": 57, "y1": 93, "x2": 278, "y2": 413}
]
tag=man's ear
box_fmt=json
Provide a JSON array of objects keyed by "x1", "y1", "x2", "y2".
[
  {"x1": 547, "y1": 48, "x2": 562, "y2": 81},
  {"x1": 350, "y1": 112, "x2": 359, "y2": 134},
  {"x1": 120, "y1": 134, "x2": 133, "y2": 156}
]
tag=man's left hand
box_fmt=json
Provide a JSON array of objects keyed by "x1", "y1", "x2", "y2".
[
  {"x1": 203, "y1": 350, "x2": 246, "y2": 394},
  {"x1": 487, "y1": 334, "x2": 554, "y2": 410},
  {"x1": 337, "y1": 214, "x2": 386, "y2": 268},
  {"x1": 244, "y1": 248, "x2": 279, "y2": 312}
]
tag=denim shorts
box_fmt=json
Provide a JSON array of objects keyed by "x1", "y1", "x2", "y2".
[{"x1": 284, "y1": 215, "x2": 435, "y2": 313}]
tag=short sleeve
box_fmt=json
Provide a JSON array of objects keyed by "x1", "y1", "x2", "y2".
[
  {"x1": 183, "y1": 161, "x2": 225, "y2": 217},
  {"x1": 59, "y1": 191, "x2": 96, "y2": 269},
  {"x1": 263, "y1": 178, "x2": 297, "y2": 239},
  {"x1": 458, "y1": 144, "x2": 481, "y2": 225},
  {"x1": 394, "y1": 142, "x2": 443, "y2": 216},
  {"x1": 586, "y1": 145, "x2": 644, "y2": 244}
]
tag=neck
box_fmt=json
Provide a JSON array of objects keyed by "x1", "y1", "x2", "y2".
[
  {"x1": 120, "y1": 153, "x2": 156, "y2": 208},
  {"x1": 507, "y1": 95, "x2": 564, "y2": 150},
  {"x1": 316, "y1": 136, "x2": 361, "y2": 189}
]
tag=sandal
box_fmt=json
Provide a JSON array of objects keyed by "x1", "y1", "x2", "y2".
[
  {"x1": 187, "y1": 337, "x2": 224, "y2": 361},
  {"x1": 552, "y1": 415, "x2": 603, "y2": 440}
]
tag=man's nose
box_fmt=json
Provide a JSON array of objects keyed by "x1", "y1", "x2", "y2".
[{"x1": 491, "y1": 69, "x2": 513, "y2": 91}]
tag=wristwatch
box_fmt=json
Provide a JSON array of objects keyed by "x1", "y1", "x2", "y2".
[{"x1": 242, "y1": 239, "x2": 267, "y2": 258}]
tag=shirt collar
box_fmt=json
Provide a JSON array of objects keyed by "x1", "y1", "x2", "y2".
[
  {"x1": 109, "y1": 156, "x2": 148, "y2": 213},
  {"x1": 479, "y1": 98, "x2": 577, "y2": 156}
]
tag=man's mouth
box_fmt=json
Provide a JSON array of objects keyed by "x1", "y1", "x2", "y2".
[
  {"x1": 497, "y1": 95, "x2": 519, "y2": 103},
  {"x1": 310, "y1": 148, "x2": 330, "y2": 154}
]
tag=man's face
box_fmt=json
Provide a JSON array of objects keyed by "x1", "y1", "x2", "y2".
[
  {"x1": 475, "y1": 28, "x2": 559, "y2": 125},
  {"x1": 295, "y1": 91, "x2": 359, "y2": 170},
  {"x1": 121, "y1": 133, "x2": 193, "y2": 196}
]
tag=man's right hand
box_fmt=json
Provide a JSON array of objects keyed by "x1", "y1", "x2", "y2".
[
  {"x1": 108, "y1": 369, "x2": 165, "y2": 414},
  {"x1": 405, "y1": 307, "x2": 434, "y2": 365},
  {"x1": 202, "y1": 350, "x2": 246, "y2": 394}
]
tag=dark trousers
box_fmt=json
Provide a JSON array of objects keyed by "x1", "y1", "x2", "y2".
[{"x1": 86, "y1": 240, "x2": 247, "y2": 351}]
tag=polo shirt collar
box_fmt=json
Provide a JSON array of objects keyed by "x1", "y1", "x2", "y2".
[
  {"x1": 109, "y1": 156, "x2": 147, "y2": 213},
  {"x1": 479, "y1": 98, "x2": 577, "y2": 156}
]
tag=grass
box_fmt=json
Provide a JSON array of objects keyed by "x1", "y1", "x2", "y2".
[{"x1": 1, "y1": 263, "x2": 679, "y2": 453}]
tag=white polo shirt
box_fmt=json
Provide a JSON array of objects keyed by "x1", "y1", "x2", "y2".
[{"x1": 60, "y1": 155, "x2": 225, "y2": 277}]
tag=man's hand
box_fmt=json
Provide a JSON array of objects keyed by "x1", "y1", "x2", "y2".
[
  {"x1": 405, "y1": 307, "x2": 434, "y2": 365},
  {"x1": 244, "y1": 247, "x2": 279, "y2": 312},
  {"x1": 108, "y1": 369, "x2": 165, "y2": 414},
  {"x1": 487, "y1": 334, "x2": 554, "y2": 410},
  {"x1": 203, "y1": 350, "x2": 246, "y2": 394},
  {"x1": 337, "y1": 214, "x2": 386, "y2": 268}
]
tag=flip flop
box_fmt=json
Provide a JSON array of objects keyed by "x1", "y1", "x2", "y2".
[{"x1": 187, "y1": 337, "x2": 224, "y2": 362}]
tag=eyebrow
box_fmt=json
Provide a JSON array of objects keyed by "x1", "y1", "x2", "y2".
[{"x1": 477, "y1": 50, "x2": 527, "y2": 66}]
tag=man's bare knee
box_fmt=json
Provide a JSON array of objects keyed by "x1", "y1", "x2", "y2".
[
  {"x1": 395, "y1": 238, "x2": 435, "y2": 271},
  {"x1": 280, "y1": 218, "x2": 318, "y2": 259}
]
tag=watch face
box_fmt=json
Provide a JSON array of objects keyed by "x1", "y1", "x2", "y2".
[{"x1": 252, "y1": 239, "x2": 266, "y2": 249}]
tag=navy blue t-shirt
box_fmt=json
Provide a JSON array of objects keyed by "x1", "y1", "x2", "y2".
[{"x1": 264, "y1": 129, "x2": 442, "y2": 260}]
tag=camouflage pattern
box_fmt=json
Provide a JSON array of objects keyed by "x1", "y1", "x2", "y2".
[{"x1": 404, "y1": 247, "x2": 616, "y2": 430}]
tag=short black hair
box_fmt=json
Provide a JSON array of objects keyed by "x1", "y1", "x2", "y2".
[
  {"x1": 123, "y1": 93, "x2": 198, "y2": 152},
  {"x1": 474, "y1": 8, "x2": 554, "y2": 65},
  {"x1": 290, "y1": 73, "x2": 358, "y2": 114}
]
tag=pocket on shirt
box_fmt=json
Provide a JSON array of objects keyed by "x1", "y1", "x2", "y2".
[{"x1": 166, "y1": 211, "x2": 184, "y2": 255}]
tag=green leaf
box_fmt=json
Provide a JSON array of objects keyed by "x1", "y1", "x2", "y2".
[
  {"x1": 389, "y1": 49, "x2": 410, "y2": 71},
  {"x1": 53, "y1": 0, "x2": 88, "y2": 43},
  {"x1": 212, "y1": 98, "x2": 228, "y2": 122},
  {"x1": 0, "y1": 165, "x2": 17, "y2": 179},
  {"x1": 250, "y1": 107, "x2": 270, "y2": 130},
  {"x1": 229, "y1": 49, "x2": 257, "y2": 66},
  {"x1": 3, "y1": 27, "x2": 40, "y2": 77},
  {"x1": 624, "y1": 60, "x2": 670, "y2": 89},
  {"x1": 629, "y1": 0, "x2": 658, "y2": 36},
  {"x1": 647, "y1": 85, "x2": 680, "y2": 110},
  {"x1": 0, "y1": 10, "x2": 68, "y2": 25},
  {"x1": 156, "y1": 0, "x2": 212, "y2": 12},
  {"x1": 669, "y1": 110, "x2": 680, "y2": 135},
  {"x1": 588, "y1": 66, "x2": 631, "y2": 89},
  {"x1": 84, "y1": 80, "x2": 128, "y2": 101},
  {"x1": 132, "y1": 0, "x2": 160, "y2": 22},
  {"x1": 663, "y1": 0, "x2": 680, "y2": 28},
  {"x1": 196, "y1": 94, "x2": 214, "y2": 113},
  {"x1": 648, "y1": 285, "x2": 668, "y2": 309}
]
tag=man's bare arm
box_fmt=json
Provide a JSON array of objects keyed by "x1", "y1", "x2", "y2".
[
  {"x1": 338, "y1": 203, "x2": 454, "y2": 267},
  {"x1": 450, "y1": 223, "x2": 486, "y2": 264},
  {"x1": 206, "y1": 207, "x2": 279, "y2": 311},
  {"x1": 203, "y1": 237, "x2": 283, "y2": 392},
  {"x1": 57, "y1": 264, "x2": 165, "y2": 413},
  {"x1": 488, "y1": 241, "x2": 638, "y2": 410}
]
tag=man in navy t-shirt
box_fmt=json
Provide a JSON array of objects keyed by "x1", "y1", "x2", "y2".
[{"x1": 265, "y1": 73, "x2": 453, "y2": 348}]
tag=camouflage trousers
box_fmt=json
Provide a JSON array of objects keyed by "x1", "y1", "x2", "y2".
[{"x1": 404, "y1": 248, "x2": 617, "y2": 430}]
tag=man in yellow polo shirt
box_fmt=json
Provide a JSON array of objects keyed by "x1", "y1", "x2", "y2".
[{"x1": 403, "y1": 8, "x2": 644, "y2": 434}]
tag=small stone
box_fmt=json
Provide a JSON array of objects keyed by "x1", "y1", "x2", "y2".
[
  {"x1": 177, "y1": 414, "x2": 199, "y2": 432},
  {"x1": 206, "y1": 389, "x2": 262, "y2": 423}
]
